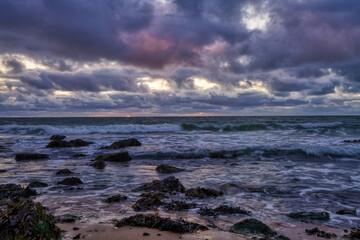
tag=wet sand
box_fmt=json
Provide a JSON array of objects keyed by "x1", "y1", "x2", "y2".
[{"x1": 58, "y1": 220, "x2": 348, "y2": 240}]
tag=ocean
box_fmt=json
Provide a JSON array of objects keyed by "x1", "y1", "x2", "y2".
[{"x1": 0, "y1": 116, "x2": 359, "y2": 228}]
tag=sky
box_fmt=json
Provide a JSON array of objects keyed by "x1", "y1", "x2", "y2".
[{"x1": 1, "y1": 0, "x2": 360, "y2": 117}]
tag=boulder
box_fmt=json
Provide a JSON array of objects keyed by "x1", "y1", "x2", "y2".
[
  {"x1": 114, "y1": 214, "x2": 208, "y2": 233},
  {"x1": 132, "y1": 176, "x2": 185, "y2": 193},
  {"x1": 198, "y1": 205, "x2": 251, "y2": 217},
  {"x1": 56, "y1": 169, "x2": 74, "y2": 175},
  {"x1": 287, "y1": 211, "x2": 330, "y2": 221},
  {"x1": 46, "y1": 139, "x2": 92, "y2": 148},
  {"x1": 15, "y1": 153, "x2": 49, "y2": 161},
  {"x1": 344, "y1": 139, "x2": 360, "y2": 143},
  {"x1": 132, "y1": 194, "x2": 163, "y2": 212},
  {"x1": 102, "y1": 138, "x2": 142, "y2": 149},
  {"x1": 90, "y1": 160, "x2": 106, "y2": 169},
  {"x1": 156, "y1": 164, "x2": 185, "y2": 174},
  {"x1": 50, "y1": 135, "x2": 66, "y2": 141},
  {"x1": 95, "y1": 151, "x2": 131, "y2": 162},
  {"x1": 57, "y1": 177, "x2": 83, "y2": 186},
  {"x1": 0, "y1": 184, "x2": 37, "y2": 202},
  {"x1": 230, "y1": 218, "x2": 277, "y2": 236},
  {"x1": 336, "y1": 208, "x2": 357, "y2": 216},
  {"x1": 0, "y1": 199, "x2": 61, "y2": 240},
  {"x1": 27, "y1": 181, "x2": 48, "y2": 188},
  {"x1": 185, "y1": 187, "x2": 223, "y2": 199},
  {"x1": 104, "y1": 194, "x2": 127, "y2": 203},
  {"x1": 162, "y1": 200, "x2": 197, "y2": 211}
]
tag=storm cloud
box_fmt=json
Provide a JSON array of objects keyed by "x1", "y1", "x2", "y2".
[{"x1": 0, "y1": 0, "x2": 360, "y2": 116}]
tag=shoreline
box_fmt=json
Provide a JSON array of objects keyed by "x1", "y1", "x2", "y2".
[{"x1": 57, "y1": 219, "x2": 349, "y2": 240}]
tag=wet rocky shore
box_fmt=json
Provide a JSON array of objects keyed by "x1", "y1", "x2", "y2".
[{"x1": 1, "y1": 133, "x2": 360, "y2": 239}]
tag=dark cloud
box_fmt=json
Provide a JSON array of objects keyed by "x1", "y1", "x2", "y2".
[
  {"x1": 1, "y1": 0, "x2": 360, "y2": 115},
  {"x1": 3, "y1": 59, "x2": 25, "y2": 74}
]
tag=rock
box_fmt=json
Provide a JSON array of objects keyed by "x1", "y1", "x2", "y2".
[
  {"x1": 102, "y1": 138, "x2": 142, "y2": 149},
  {"x1": 162, "y1": 200, "x2": 197, "y2": 211},
  {"x1": 57, "y1": 177, "x2": 83, "y2": 186},
  {"x1": 55, "y1": 214, "x2": 82, "y2": 223},
  {"x1": 336, "y1": 208, "x2": 357, "y2": 216},
  {"x1": 0, "y1": 145, "x2": 10, "y2": 152},
  {"x1": 230, "y1": 218, "x2": 277, "y2": 236},
  {"x1": 90, "y1": 159, "x2": 106, "y2": 169},
  {"x1": 287, "y1": 211, "x2": 330, "y2": 221},
  {"x1": 344, "y1": 139, "x2": 360, "y2": 143},
  {"x1": 56, "y1": 169, "x2": 74, "y2": 175},
  {"x1": 95, "y1": 151, "x2": 132, "y2": 162},
  {"x1": 0, "y1": 184, "x2": 37, "y2": 202},
  {"x1": 50, "y1": 135, "x2": 66, "y2": 141},
  {"x1": 73, "y1": 233, "x2": 81, "y2": 239},
  {"x1": 132, "y1": 176, "x2": 185, "y2": 193},
  {"x1": 132, "y1": 194, "x2": 164, "y2": 212},
  {"x1": 0, "y1": 199, "x2": 61, "y2": 239},
  {"x1": 140, "y1": 192, "x2": 167, "y2": 199},
  {"x1": 185, "y1": 187, "x2": 223, "y2": 199},
  {"x1": 305, "y1": 227, "x2": 337, "y2": 238},
  {"x1": 143, "y1": 232, "x2": 150, "y2": 236},
  {"x1": 28, "y1": 181, "x2": 48, "y2": 188},
  {"x1": 104, "y1": 194, "x2": 127, "y2": 203},
  {"x1": 15, "y1": 153, "x2": 49, "y2": 161},
  {"x1": 0, "y1": 169, "x2": 7, "y2": 173},
  {"x1": 46, "y1": 139, "x2": 93, "y2": 148},
  {"x1": 68, "y1": 139, "x2": 93, "y2": 147},
  {"x1": 349, "y1": 229, "x2": 360, "y2": 239},
  {"x1": 114, "y1": 214, "x2": 208, "y2": 233},
  {"x1": 156, "y1": 164, "x2": 185, "y2": 174},
  {"x1": 198, "y1": 205, "x2": 251, "y2": 217}
]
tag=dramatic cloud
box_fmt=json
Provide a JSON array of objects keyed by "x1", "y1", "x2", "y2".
[{"x1": 0, "y1": 0, "x2": 360, "y2": 116}]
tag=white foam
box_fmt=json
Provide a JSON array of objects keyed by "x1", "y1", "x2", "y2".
[{"x1": 0, "y1": 123, "x2": 182, "y2": 135}]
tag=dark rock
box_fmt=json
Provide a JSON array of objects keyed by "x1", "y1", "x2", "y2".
[
  {"x1": 73, "y1": 233, "x2": 81, "y2": 239},
  {"x1": 140, "y1": 192, "x2": 167, "y2": 199},
  {"x1": 185, "y1": 187, "x2": 223, "y2": 199},
  {"x1": 336, "y1": 208, "x2": 357, "y2": 216},
  {"x1": 198, "y1": 205, "x2": 251, "y2": 217},
  {"x1": 28, "y1": 181, "x2": 48, "y2": 188},
  {"x1": 162, "y1": 200, "x2": 197, "y2": 211},
  {"x1": 56, "y1": 169, "x2": 74, "y2": 175},
  {"x1": 73, "y1": 227, "x2": 80, "y2": 231},
  {"x1": 143, "y1": 232, "x2": 150, "y2": 236},
  {"x1": 0, "y1": 199, "x2": 61, "y2": 239},
  {"x1": 156, "y1": 164, "x2": 185, "y2": 174},
  {"x1": 102, "y1": 138, "x2": 142, "y2": 149},
  {"x1": 68, "y1": 139, "x2": 93, "y2": 147},
  {"x1": 0, "y1": 145, "x2": 10, "y2": 152},
  {"x1": 305, "y1": 228, "x2": 337, "y2": 238},
  {"x1": 349, "y1": 229, "x2": 360, "y2": 239},
  {"x1": 50, "y1": 135, "x2": 66, "y2": 141},
  {"x1": 0, "y1": 184, "x2": 37, "y2": 202},
  {"x1": 230, "y1": 218, "x2": 277, "y2": 236},
  {"x1": 15, "y1": 153, "x2": 49, "y2": 161},
  {"x1": 104, "y1": 194, "x2": 127, "y2": 203},
  {"x1": 90, "y1": 159, "x2": 106, "y2": 169},
  {"x1": 114, "y1": 214, "x2": 208, "y2": 233},
  {"x1": 46, "y1": 139, "x2": 93, "y2": 148},
  {"x1": 46, "y1": 140, "x2": 69, "y2": 148},
  {"x1": 344, "y1": 139, "x2": 360, "y2": 143},
  {"x1": 95, "y1": 151, "x2": 131, "y2": 162},
  {"x1": 132, "y1": 194, "x2": 163, "y2": 212},
  {"x1": 55, "y1": 214, "x2": 82, "y2": 223},
  {"x1": 287, "y1": 211, "x2": 330, "y2": 221},
  {"x1": 57, "y1": 177, "x2": 83, "y2": 186},
  {"x1": 0, "y1": 169, "x2": 7, "y2": 173},
  {"x1": 132, "y1": 176, "x2": 185, "y2": 193}
]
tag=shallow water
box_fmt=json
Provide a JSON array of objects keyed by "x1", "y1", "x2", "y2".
[{"x1": 0, "y1": 116, "x2": 359, "y2": 228}]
